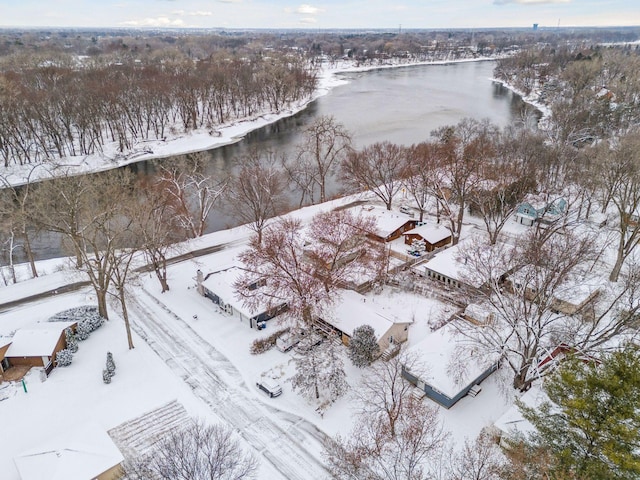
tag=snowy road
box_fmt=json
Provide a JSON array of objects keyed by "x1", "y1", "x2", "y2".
[{"x1": 128, "y1": 289, "x2": 331, "y2": 480}]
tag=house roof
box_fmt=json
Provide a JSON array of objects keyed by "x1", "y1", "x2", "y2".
[
  {"x1": 202, "y1": 266, "x2": 277, "y2": 318},
  {"x1": 353, "y1": 205, "x2": 413, "y2": 239},
  {"x1": 405, "y1": 324, "x2": 500, "y2": 399},
  {"x1": 321, "y1": 290, "x2": 410, "y2": 341},
  {"x1": 403, "y1": 223, "x2": 451, "y2": 245},
  {"x1": 13, "y1": 422, "x2": 124, "y2": 480},
  {"x1": 5, "y1": 321, "x2": 76, "y2": 358},
  {"x1": 494, "y1": 385, "x2": 548, "y2": 438}
]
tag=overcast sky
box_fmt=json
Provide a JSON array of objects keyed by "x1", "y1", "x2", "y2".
[{"x1": 1, "y1": 0, "x2": 639, "y2": 30}]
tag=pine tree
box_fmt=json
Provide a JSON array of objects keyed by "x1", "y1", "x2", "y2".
[
  {"x1": 65, "y1": 327, "x2": 78, "y2": 353},
  {"x1": 348, "y1": 324, "x2": 380, "y2": 368},
  {"x1": 106, "y1": 351, "x2": 116, "y2": 376},
  {"x1": 56, "y1": 348, "x2": 73, "y2": 367},
  {"x1": 518, "y1": 345, "x2": 640, "y2": 479}
]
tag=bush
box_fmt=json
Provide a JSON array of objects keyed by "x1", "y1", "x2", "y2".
[
  {"x1": 49, "y1": 306, "x2": 105, "y2": 341},
  {"x1": 106, "y1": 351, "x2": 116, "y2": 376},
  {"x1": 103, "y1": 369, "x2": 113, "y2": 384},
  {"x1": 250, "y1": 327, "x2": 290, "y2": 355},
  {"x1": 65, "y1": 328, "x2": 78, "y2": 353},
  {"x1": 56, "y1": 348, "x2": 73, "y2": 367}
]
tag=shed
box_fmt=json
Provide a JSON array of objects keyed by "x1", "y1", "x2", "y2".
[
  {"x1": 4, "y1": 321, "x2": 76, "y2": 371},
  {"x1": 198, "y1": 266, "x2": 287, "y2": 329},
  {"x1": 402, "y1": 325, "x2": 500, "y2": 409},
  {"x1": 315, "y1": 290, "x2": 411, "y2": 351},
  {"x1": 402, "y1": 223, "x2": 452, "y2": 251},
  {"x1": 14, "y1": 422, "x2": 124, "y2": 480}
]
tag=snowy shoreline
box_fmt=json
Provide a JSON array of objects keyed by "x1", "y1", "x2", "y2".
[{"x1": 1, "y1": 56, "x2": 500, "y2": 188}]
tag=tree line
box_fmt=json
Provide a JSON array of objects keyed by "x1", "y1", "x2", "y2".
[{"x1": 0, "y1": 52, "x2": 316, "y2": 166}]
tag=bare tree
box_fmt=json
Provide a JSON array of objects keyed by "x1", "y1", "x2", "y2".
[
  {"x1": 159, "y1": 153, "x2": 226, "y2": 239},
  {"x1": 294, "y1": 115, "x2": 352, "y2": 204},
  {"x1": 31, "y1": 169, "x2": 136, "y2": 321},
  {"x1": 342, "y1": 141, "x2": 406, "y2": 211},
  {"x1": 225, "y1": 150, "x2": 288, "y2": 245},
  {"x1": 132, "y1": 176, "x2": 188, "y2": 292},
  {"x1": 0, "y1": 165, "x2": 42, "y2": 278},
  {"x1": 236, "y1": 209, "x2": 383, "y2": 328},
  {"x1": 404, "y1": 142, "x2": 439, "y2": 222},
  {"x1": 125, "y1": 420, "x2": 257, "y2": 480},
  {"x1": 354, "y1": 354, "x2": 417, "y2": 437},
  {"x1": 429, "y1": 118, "x2": 499, "y2": 245},
  {"x1": 446, "y1": 431, "x2": 505, "y2": 480},
  {"x1": 456, "y1": 229, "x2": 640, "y2": 391},
  {"x1": 324, "y1": 358, "x2": 448, "y2": 480},
  {"x1": 596, "y1": 131, "x2": 640, "y2": 282}
]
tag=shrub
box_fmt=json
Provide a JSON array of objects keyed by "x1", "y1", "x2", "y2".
[
  {"x1": 56, "y1": 348, "x2": 73, "y2": 367},
  {"x1": 250, "y1": 327, "x2": 290, "y2": 355}
]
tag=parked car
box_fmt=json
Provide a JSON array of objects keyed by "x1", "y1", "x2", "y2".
[
  {"x1": 256, "y1": 378, "x2": 283, "y2": 398},
  {"x1": 276, "y1": 332, "x2": 300, "y2": 353}
]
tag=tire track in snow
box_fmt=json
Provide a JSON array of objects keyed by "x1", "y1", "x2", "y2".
[{"x1": 128, "y1": 291, "x2": 331, "y2": 480}]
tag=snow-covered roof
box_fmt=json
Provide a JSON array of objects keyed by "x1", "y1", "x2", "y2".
[
  {"x1": 5, "y1": 321, "x2": 76, "y2": 358},
  {"x1": 351, "y1": 205, "x2": 413, "y2": 239},
  {"x1": 403, "y1": 223, "x2": 451, "y2": 245},
  {"x1": 13, "y1": 422, "x2": 124, "y2": 480},
  {"x1": 322, "y1": 290, "x2": 410, "y2": 341},
  {"x1": 421, "y1": 242, "x2": 485, "y2": 287},
  {"x1": 202, "y1": 266, "x2": 275, "y2": 318},
  {"x1": 405, "y1": 324, "x2": 500, "y2": 399},
  {"x1": 552, "y1": 273, "x2": 601, "y2": 306},
  {"x1": 463, "y1": 302, "x2": 495, "y2": 324},
  {"x1": 494, "y1": 385, "x2": 548, "y2": 438}
]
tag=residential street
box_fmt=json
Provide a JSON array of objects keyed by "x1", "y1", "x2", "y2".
[{"x1": 128, "y1": 288, "x2": 331, "y2": 480}]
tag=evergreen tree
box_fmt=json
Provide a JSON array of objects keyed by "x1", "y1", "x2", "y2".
[
  {"x1": 518, "y1": 345, "x2": 640, "y2": 480},
  {"x1": 347, "y1": 324, "x2": 380, "y2": 368},
  {"x1": 106, "y1": 351, "x2": 116, "y2": 376},
  {"x1": 65, "y1": 327, "x2": 78, "y2": 353},
  {"x1": 103, "y1": 369, "x2": 112, "y2": 384}
]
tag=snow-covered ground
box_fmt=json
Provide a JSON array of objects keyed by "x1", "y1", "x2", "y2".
[{"x1": 0, "y1": 193, "x2": 519, "y2": 479}]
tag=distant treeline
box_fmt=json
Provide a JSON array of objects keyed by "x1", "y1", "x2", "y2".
[{"x1": 0, "y1": 53, "x2": 315, "y2": 166}]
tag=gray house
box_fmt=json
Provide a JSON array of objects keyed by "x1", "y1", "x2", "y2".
[{"x1": 402, "y1": 325, "x2": 500, "y2": 409}]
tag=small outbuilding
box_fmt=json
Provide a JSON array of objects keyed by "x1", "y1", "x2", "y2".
[
  {"x1": 4, "y1": 321, "x2": 76, "y2": 374},
  {"x1": 14, "y1": 422, "x2": 124, "y2": 480},
  {"x1": 402, "y1": 325, "x2": 500, "y2": 409}
]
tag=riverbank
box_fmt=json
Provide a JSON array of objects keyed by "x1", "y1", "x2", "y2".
[{"x1": 1, "y1": 55, "x2": 500, "y2": 187}]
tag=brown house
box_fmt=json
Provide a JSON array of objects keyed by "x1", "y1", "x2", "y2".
[
  {"x1": 348, "y1": 205, "x2": 416, "y2": 242},
  {"x1": 4, "y1": 321, "x2": 76, "y2": 373},
  {"x1": 403, "y1": 223, "x2": 452, "y2": 252}
]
